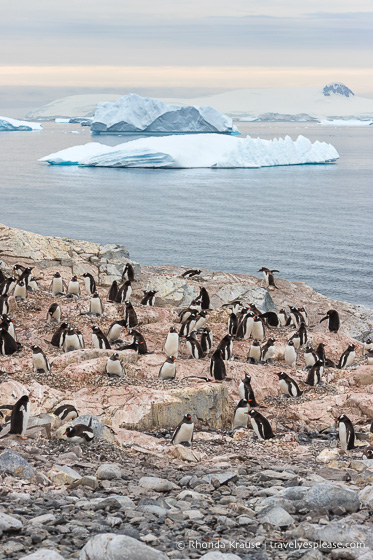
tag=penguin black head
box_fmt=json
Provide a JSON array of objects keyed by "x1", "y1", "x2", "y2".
[
  {"x1": 111, "y1": 352, "x2": 120, "y2": 360},
  {"x1": 17, "y1": 395, "x2": 29, "y2": 406},
  {"x1": 364, "y1": 448, "x2": 373, "y2": 459},
  {"x1": 71, "y1": 276, "x2": 78, "y2": 282},
  {"x1": 92, "y1": 292, "x2": 99, "y2": 298},
  {"x1": 184, "y1": 413, "x2": 192, "y2": 422},
  {"x1": 169, "y1": 327, "x2": 176, "y2": 333},
  {"x1": 31, "y1": 345, "x2": 42, "y2": 353},
  {"x1": 277, "y1": 372, "x2": 287, "y2": 379},
  {"x1": 287, "y1": 340, "x2": 294, "y2": 346},
  {"x1": 67, "y1": 327, "x2": 76, "y2": 334},
  {"x1": 91, "y1": 326, "x2": 99, "y2": 332},
  {"x1": 244, "y1": 373, "x2": 251, "y2": 382},
  {"x1": 168, "y1": 356, "x2": 176, "y2": 362},
  {"x1": 348, "y1": 344, "x2": 356, "y2": 350},
  {"x1": 252, "y1": 339, "x2": 260, "y2": 346},
  {"x1": 54, "y1": 272, "x2": 61, "y2": 278},
  {"x1": 237, "y1": 399, "x2": 249, "y2": 408},
  {"x1": 366, "y1": 338, "x2": 372, "y2": 344},
  {"x1": 305, "y1": 346, "x2": 313, "y2": 353},
  {"x1": 248, "y1": 409, "x2": 258, "y2": 418}
]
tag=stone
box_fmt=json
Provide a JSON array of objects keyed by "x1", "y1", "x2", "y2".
[
  {"x1": 18, "y1": 550, "x2": 66, "y2": 560},
  {"x1": 258, "y1": 506, "x2": 295, "y2": 527},
  {"x1": 0, "y1": 449, "x2": 35, "y2": 480},
  {"x1": 48, "y1": 465, "x2": 82, "y2": 485},
  {"x1": 358, "y1": 486, "x2": 373, "y2": 507},
  {"x1": 203, "y1": 472, "x2": 238, "y2": 487},
  {"x1": 303, "y1": 483, "x2": 360, "y2": 513},
  {"x1": 167, "y1": 445, "x2": 199, "y2": 462},
  {"x1": 316, "y1": 448, "x2": 340, "y2": 463},
  {"x1": 139, "y1": 477, "x2": 179, "y2": 492},
  {"x1": 94, "y1": 496, "x2": 136, "y2": 510},
  {"x1": 199, "y1": 553, "x2": 241, "y2": 560},
  {"x1": 79, "y1": 533, "x2": 168, "y2": 560},
  {"x1": 96, "y1": 463, "x2": 122, "y2": 480},
  {"x1": 28, "y1": 514, "x2": 57, "y2": 525},
  {"x1": 81, "y1": 475, "x2": 99, "y2": 489},
  {"x1": 0, "y1": 511, "x2": 23, "y2": 532}
]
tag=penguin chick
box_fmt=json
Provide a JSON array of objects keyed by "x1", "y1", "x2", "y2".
[
  {"x1": 248, "y1": 339, "x2": 261, "y2": 364},
  {"x1": 67, "y1": 276, "x2": 80, "y2": 296},
  {"x1": 164, "y1": 327, "x2": 179, "y2": 358},
  {"x1": 89, "y1": 292, "x2": 104, "y2": 316},
  {"x1": 261, "y1": 338, "x2": 276, "y2": 363},
  {"x1": 284, "y1": 340, "x2": 297, "y2": 367}
]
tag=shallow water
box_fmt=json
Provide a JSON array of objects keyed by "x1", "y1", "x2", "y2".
[{"x1": 0, "y1": 122, "x2": 372, "y2": 307}]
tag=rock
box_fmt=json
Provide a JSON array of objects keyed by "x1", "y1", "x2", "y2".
[
  {"x1": 47, "y1": 465, "x2": 82, "y2": 485},
  {"x1": 139, "y1": 477, "x2": 179, "y2": 492},
  {"x1": 79, "y1": 533, "x2": 168, "y2": 560},
  {"x1": 199, "y1": 553, "x2": 241, "y2": 560},
  {"x1": 302, "y1": 551, "x2": 324, "y2": 560},
  {"x1": 358, "y1": 486, "x2": 373, "y2": 507},
  {"x1": 316, "y1": 448, "x2": 341, "y2": 463},
  {"x1": 203, "y1": 472, "x2": 238, "y2": 487},
  {"x1": 18, "y1": 550, "x2": 66, "y2": 560},
  {"x1": 258, "y1": 506, "x2": 295, "y2": 527},
  {"x1": 29, "y1": 514, "x2": 57, "y2": 526},
  {"x1": 94, "y1": 496, "x2": 136, "y2": 510},
  {"x1": 294, "y1": 521, "x2": 369, "y2": 549},
  {"x1": 0, "y1": 511, "x2": 23, "y2": 532},
  {"x1": 96, "y1": 463, "x2": 122, "y2": 480},
  {"x1": 81, "y1": 475, "x2": 99, "y2": 489},
  {"x1": 167, "y1": 445, "x2": 199, "y2": 462},
  {"x1": 0, "y1": 450, "x2": 35, "y2": 480},
  {"x1": 304, "y1": 483, "x2": 360, "y2": 513}
]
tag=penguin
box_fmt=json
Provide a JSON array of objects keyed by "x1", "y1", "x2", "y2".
[
  {"x1": 0, "y1": 328, "x2": 18, "y2": 355},
  {"x1": 335, "y1": 414, "x2": 355, "y2": 451},
  {"x1": 82, "y1": 272, "x2": 96, "y2": 295},
  {"x1": 19, "y1": 267, "x2": 37, "y2": 291},
  {"x1": 124, "y1": 300, "x2": 138, "y2": 328},
  {"x1": 179, "y1": 312, "x2": 197, "y2": 338},
  {"x1": 197, "y1": 287, "x2": 210, "y2": 310},
  {"x1": 298, "y1": 323, "x2": 307, "y2": 347},
  {"x1": 106, "y1": 319, "x2": 127, "y2": 344},
  {"x1": 91, "y1": 326, "x2": 111, "y2": 350},
  {"x1": 228, "y1": 312, "x2": 238, "y2": 336},
  {"x1": 210, "y1": 349, "x2": 226, "y2": 381},
  {"x1": 222, "y1": 299, "x2": 242, "y2": 314},
  {"x1": 261, "y1": 338, "x2": 276, "y2": 363},
  {"x1": 171, "y1": 413, "x2": 194, "y2": 445},
  {"x1": 338, "y1": 344, "x2": 356, "y2": 369},
  {"x1": 141, "y1": 290, "x2": 158, "y2": 306},
  {"x1": 54, "y1": 404, "x2": 78, "y2": 423},
  {"x1": 236, "y1": 311, "x2": 254, "y2": 340},
  {"x1": 367, "y1": 350, "x2": 373, "y2": 365},
  {"x1": 0, "y1": 276, "x2": 16, "y2": 296},
  {"x1": 51, "y1": 322, "x2": 69, "y2": 348},
  {"x1": 277, "y1": 372, "x2": 302, "y2": 397},
  {"x1": 105, "y1": 353, "x2": 124, "y2": 377},
  {"x1": 290, "y1": 331, "x2": 301, "y2": 350},
  {"x1": 88, "y1": 292, "x2": 103, "y2": 316},
  {"x1": 238, "y1": 373, "x2": 260, "y2": 407},
  {"x1": 252, "y1": 316, "x2": 265, "y2": 341},
  {"x1": 32, "y1": 345, "x2": 50, "y2": 373},
  {"x1": 0, "y1": 295, "x2": 9, "y2": 315},
  {"x1": 315, "y1": 342, "x2": 336, "y2": 368},
  {"x1": 64, "y1": 419, "x2": 94, "y2": 444},
  {"x1": 258, "y1": 267, "x2": 279, "y2": 290},
  {"x1": 0, "y1": 404, "x2": 13, "y2": 423},
  {"x1": 284, "y1": 340, "x2": 297, "y2": 367},
  {"x1": 278, "y1": 309, "x2": 288, "y2": 327},
  {"x1": 76, "y1": 329, "x2": 85, "y2": 349},
  {"x1": 181, "y1": 269, "x2": 201, "y2": 278},
  {"x1": 304, "y1": 345, "x2": 318, "y2": 368},
  {"x1": 305, "y1": 360, "x2": 324, "y2": 386},
  {"x1": 9, "y1": 395, "x2": 30, "y2": 437},
  {"x1": 289, "y1": 306, "x2": 302, "y2": 328},
  {"x1": 249, "y1": 409, "x2": 274, "y2": 440},
  {"x1": 189, "y1": 298, "x2": 202, "y2": 312},
  {"x1": 67, "y1": 276, "x2": 80, "y2": 296},
  {"x1": 46, "y1": 302, "x2": 61, "y2": 323},
  {"x1": 249, "y1": 303, "x2": 261, "y2": 316},
  {"x1": 363, "y1": 447, "x2": 373, "y2": 460},
  {"x1": 320, "y1": 310, "x2": 340, "y2": 333},
  {"x1": 119, "y1": 329, "x2": 147, "y2": 354},
  {"x1": 63, "y1": 327, "x2": 82, "y2": 352},
  {"x1": 363, "y1": 338, "x2": 373, "y2": 355},
  {"x1": 164, "y1": 327, "x2": 179, "y2": 357},
  {"x1": 260, "y1": 312, "x2": 279, "y2": 327},
  {"x1": 0, "y1": 315, "x2": 16, "y2": 341},
  {"x1": 194, "y1": 311, "x2": 208, "y2": 331},
  {"x1": 200, "y1": 327, "x2": 213, "y2": 354},
  {"x1": 122, "y1": 263, "x2": 135, "y2": 283},
  {"x1": 116, "y1": 280, "x2": 132, "y2": 303},
  {"x1": 13, "y1": 264, "x2": 25, "y2": 277},
  {"x1": 107, "y1": 280, "x2": 118, "y2": 302},
  {"x1": 50, "y1": 272, "x2": 66, "y2": 296},
  {"x1": 14, "y1": 280, "x2": 27, "y2": 299},
  {"x1": 248, "y1": 339, "x2": 261, "y2": 364},
  {"x1": 217, "y1": 333, "x2": 234, "y2": 360},
  {"x1": 232, "y1": 400, "x2": 250, "y2": 430},
  {"x1": 178, "y1": 307, "x2": 193, "y2": 324},
  {"x1": 299, "y1": 307, "x2": 309, "y2": 326},
  {"x1": 186, "y1": 333, "x2": 205, "y2": 359},
  {"x1": 0, "y1": 265, "x2": 5, "y2": 285},
  {"x1": 159, "y1": 356, "x2": 176, "y2": 380}
]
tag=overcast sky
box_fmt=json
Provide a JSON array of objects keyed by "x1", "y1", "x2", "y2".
[{"x1": 1, "y1": 0, "x2": 373, "y2": 94}]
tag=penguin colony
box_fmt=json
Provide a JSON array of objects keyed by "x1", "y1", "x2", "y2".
[{"x1": 0, "y1": 260, "x2": 372, "y2": 452}]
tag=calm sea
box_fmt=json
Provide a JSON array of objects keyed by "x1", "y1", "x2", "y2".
[{"x1": 0, "y1": 121, "x2": 372, "y2": 308}]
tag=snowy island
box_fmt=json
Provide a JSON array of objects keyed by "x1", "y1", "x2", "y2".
[{"x1": 0, "y1": 116, "x2": 42, "y2": 131}]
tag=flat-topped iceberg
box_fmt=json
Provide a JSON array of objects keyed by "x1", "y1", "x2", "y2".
[
  {"x1": 0, "y1": 116, "x2": 42, "y2": 131},
  {"x1": 90, "y1": 93, "x2": 239, "y2": 135},
  {"x1": 39, "y1": 133, "x2": 339, "y2": 168}
]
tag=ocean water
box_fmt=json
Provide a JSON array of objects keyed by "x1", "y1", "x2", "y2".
[{"x1": 0, "y1": 122, "x2": 372, "y2": 308}]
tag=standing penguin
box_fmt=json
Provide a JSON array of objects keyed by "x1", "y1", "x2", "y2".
[
  {"x1": 248, "y1": 340, "x2": 262, "y2": 364},
  {"x1": 261, "y1": 338, "x2": 276, "y2": 363},
  {"x1": 289, "y1": 306, "x2": 302, "y2": 328},
  {"x1": 186, "y1": 334, "x2": 205, "y2": 359},
  {"x1": 278, "y1": 309, "x2": 288, "y2": 327},
  {"x1": 194, "y1": 311, "x2": 208, "y2": 331},
  {"x1": 122, "y1": 263, "x2": 135, "y2": 282},
  {"x1": 51, "y1": 322, "x2": 68, "y2": 348},
  {"x1": 249, "y1": 410, "x2": 274, "y2": 440},
  {"x1": 252, "y1": 316, "x2": 265, "y2": 341},
  {"x1": 106, "y1": 320, "x2": 127, "y2": 344},
  {"x1": 1, "y1": 315, "x2": 16, "y2": 341},
  {"x1": 50, "y1": 272, "x2": 66, "y2": 296},
  {"x1": 0, "y1": 295, "x2": 9, "y2": 315},
  {"x1": 0, "y1": 328, "x2": 18, "y2": 355},
  {"x1": 91, "y1": 326, "x2": 111, "y2": 350},
  {"x1": 217, "y1": 334, "x2": 234, "y2": 360},
  {"x1": 299, "y1": 307, "x2": 309, "y2": 326},
  {"x1": 14, "y1": 280, "x2": 27, "y2": 299},
  {"x1": 124, "y1": 301, "x2": 138, "y2": 328},
  {"x1": 335, "y1": 414, "x2": 355, "y2": 451},
  {"x1": 82, "y1": 272, "x2": 96, "y2": 295},
  {"x1": 105, "y1": 353, "x2": 124, "y2": 377},
  {"x1": 315, "y1": 342, "x2": 335, "y2": 368},
  {"x1": 63, "y1": 327, "x2": 82, "y2": 352},
  {"x1": 228, "y1": 311, "x2": 238, "y2": 336},
  {"x1": 210, "y1": 349, "x2": 226, "y2": 381},
  {"x1": 107, "y1": 280, "x2": 118, "y2": 302},
  {"x1": 9, "y1": 395, "x2": 30, "y2": 438},
  {"x1": 32, "y1": 345, "x2": 50, "y2": 373},
  {"x1": 320, "y1": 310, "x2": 340, "y2": 333},
  {"x1": 290, "y1": 331, "x2": 301, "y2": 350},
  {"x1": 159, "y1": 356, "x2": 176, "y2": 380},
  {"x1": 284, "y1": 340, "x2": 297, "y2": 367},
  {"x1": 277, "y1": 372, "x2": 302, "y2": 397},
  {"x1": 305, "y1": 361, "x2": 324, "y2": 386},
  {"x1": 236, "y1": 311, "x2": 254, "y2": 340},
  {"x1": 46, "y1": 303, "x2": 61, "y2": 323},
  {"x1": 338, "y1": 344, "x2": 356, "y2": 369},
  {"x1": 197, "y1": 287, "x2": 210, "y2": 310},
  {"x1": 298, "y1": 323, "x2": 308, "y2": 347},
  {"x1": 232, "y1": 400, "x2": 250, "y2": 430},
  {"x1": 67, "y1": 276, "x2": 80, "y2": 296},
  {"x1": 200, "y1": 327, "x2": 213, "y2": 354},
  {"x1": 171, "y1": 413, "x2": 194, "y2": 445},
  {"x1": 116, "y1": 281, "x2": 132, "y2": 303},
  {"x1": 164, "y1": 327, "x2": 179, "y2": 358},
  {"x1": 141, "y1": 290, "x2": 158, "y2": 306},
  {"x1": 0, "y1": 276, "x2": 17, "y2": 296},
  {"x1": 238, "y1": 373, "x2": 260, "y2": 407},
  {"x1": 179, "y1": 312, "x2": 197, "y2": 338},
  {"x1": 89, "y1": 292, "x2": 104, "y2": 316},
  {"x1": 363, "y1": 338, "x2": 373, "y2": 355},
  {"x1": 258, "y1": 267, "x2": 279, "y2": 290}
]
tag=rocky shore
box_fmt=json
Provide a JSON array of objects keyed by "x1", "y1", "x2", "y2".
[{"x1": 0, "y1": 223, "x2": 373, "y2": 560}]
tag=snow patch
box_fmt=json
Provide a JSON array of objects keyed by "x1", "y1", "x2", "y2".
[
  {"x1": 0, "y1": 116, "x2": 42, "y2": 131},
  {"x1": 318, "y1": 119, "x2": 373, "y2": 127}
]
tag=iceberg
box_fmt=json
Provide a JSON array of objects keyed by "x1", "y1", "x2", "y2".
[
  {"x1": 0, "y1": 116, "x2": 42, "y2": 131},
  {"x1": 90, "y1": 93, "x2": 239, "y2": 135},
  {"x1": 318, "y1": 119, "x2": 373, "y2": 127},
  {"x1": 39, "y1": 133, "x2": 339, "y2": 169}
]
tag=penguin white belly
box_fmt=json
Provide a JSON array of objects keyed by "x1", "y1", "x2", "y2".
[
  {"x1": 14, "y1": 285, "x2": 26, "y2": 299},
  {"x1": 68, "y1": 282, "x2": 79, "y2": 295},
  {"x1": 186, "y1": 340, "x2": 194, "y2": 357},
  {"x1": 194, "y1": 317, "x2": 206, "y2": 330},
  {"x1": 289, "y1": 382, "x2": 299, "y2": 397},
  {"x1": 285, "y1": 347, "x2": 297, "y2": 367},
  {"x1": 345, "y1": 351, "x2": 355, "y2": 367},
  {"x1": 165, "y1": 333, "x2": 179, "y2": 357},
  {"x1": 279, "y1": 379, "x2": 290, "y2": 395},
  {"x1": 238, "y1": 382, "x2": 245, "y2": 401},
  {"x1": 33, "y1": 354, "x2": 48, "y2": 372},
  {"x1": 232, "y1": 408, "x2": 249, "y2": 429},
  {"x1": 29, "y1": 279, "x2": 38, "y2": 291},
  {"x1": 124, "y1": 286, "x2": 132, "y2": 300},
  {"x1": 21, "y1": 403, "x2": 31, "y2": 436},
  {"x1": 262, "y1": 272, "x2": 269, "y2": 286},
  {"x1": 159, "y1": 362, "x2": 176, "y2": 379},
  {"x1": 106, "y1": 360, "x2": 123, "y2": 375},
  {"x1": 252, "y1": 323, "x2": 264, "y2": 341},
  {"x1": 84, "y1": 278, "x2": 91, "y2": 293},
  {"x1": 8, "y1": 325, "x2": 16, "y2": 340},
  {"x1": 292, "y1": 337, "x2": 300, "y2": 349},
  {"x1": 64, "y1": 411, "x2": 78, "y2": 422},
  {"x1": 243, "y1": 318, "x2": 254, "y2": 339},
  {"x1": 339, "y1": 422, "x2": 348, "y2": 451},
  {"x1": 304, "y1": 353, "x2": 316, "y2": 367},
  {"x1": 249, "y1": 347, "x2": 261, "y2": 361},
  {"x1": 108, "y1": 324, "x2": 122, "y2": 341},
  {"x1": 64, "y1": 335, "x2": 80, "y2": 352},
  {"x1": 251, "y1": 418, "x2": 264, "y2": 440},
  {"x1": 263, "y1": 346, "x2": 275, "y2": 361},
  {"x1": 173, "y1": 423, "x2": 194, "y2": 444},
  {"x1": 52, "y1": 278, "x2": 63, "y2": 295},
  {"x1": 90, "y1": 299, "x2": 102, "y2": 315},
  {"x1": 92, "y1": 334, "x2": 101, "y2": 349}
]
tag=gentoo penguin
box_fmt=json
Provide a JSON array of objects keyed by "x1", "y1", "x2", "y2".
[
  {"x1": 91, "y1": 326, "x2": 111, "y2": 350},
  {"x1": 122, "y1": 263, "x2": 135, "y2": 282},
  {"x1": 179, "y1": 312, "x2": 197, "y2": 338},
  {"x1": 0, "y1": 315, "x2": 16, "y2": 341},
  {"x1": 54, "y1": 404, "x2": 78, "y2": 423},
  {"x1": 89, "y1": 292, "x2": 104, "y2": 316},
  {"x1": 249, "y1": 409, "x2": 274, "y2": 440},
  {"x1": 181, "y1": 269, "x2": 201, "y2": 278},
  {"x1": 260, "y1": 312, "x2": 279, "y2": 327},
  {"x1": 0, "y1": 404, "x2": 13, "y2": 423},
  {"x1": 141, "y1": 290, "x2": 158, "y2": 306},
  {"x1": 338, "y1": 344, "x2": 356, "y2": 369},
  {"x1": 315, "y1": 342, "x2": 335, "y2": 368},
  {"x1": 228, "y1": 312, "x2": 238, "y2": 336},
  {"x1": 232, "y1": 400, "x2": 250, "y2": 430},
  {"x1": 50, "y1": 272, "x2": 66, "y2": 296},
  {"x1": 67, "y1": 276, "x2": 80, "y2": 296},
  {"x1": 305, "y1": 360, "x2": 324, "y2": 386},
  {"x1": 14, "y1": 280, "x2": 27, "y2": 299},
  {"x1": 171, "y1": 414, "x2": 194, "y2": 445},
  {"x1": 0, "y1": 276, "x2": 16, "y2": 296},
  {"x1": 32, "y1": 345, "x2": 50, "y2": 373},
  {"x1": 159, "y1": 356, "x2": 176, "y2": 380},
  {"x1": 298, "y1": 323, "x2": 307, "y2": 347},
  {"x1": 0, "y1": 265, "x2": 5, "y2": 285},
  {"x1": 258, "y1": 267, "x2": 279, "y2": 290},
  {"x1": 260, "y1": 338, "x2": 275, "y2": 363},
  {"x1": 248, "y1": 339, "x2": 261, "y2": 364},
  {"x1": 238, "y1": 373, "x2": 260, "y2": 407},
  {"x1": 107, "y1": 280, "x2": 118, "y2": 302},
  {"x1": 164, "y1": 327, "x2": 179, "y2": 358},
  {"x1": 9, "y1": 395, "x2": 30, "y2": 437},
  {"x1": 299, "y1": 307, "x2": 309, "y2": 326},
  {"x1": 320, "y1": 310, "x2": 340, "y2": 333},
  {"x1": 186, "y1": 334, "x2": 205, "y2": 359},
  {"x1": 51, "y1": 322, "x2": 69, "y2": 348},
  {"x1": 289, "y1": 306, "x2": 302, "y2": 328},
  {"x1": 0, "y1": 295, "x2": 9, "y2": 315},
  {"x1": 277, "y1": 372, "x2": 302, "y2": 397},
  {"x1": 200, "y1": 327, "x2": 213, "y2": 354},
  {"x1": 76, "y1": 329, "x2": 85, "y2": 349},
  {"x1": 252, "y1": 316, "x2": 265, "y2": 341},
  {"x1": 64, "y1": 419, "x2": 94, "y2": 444},
  {"x1": 335, "y1": 414, "x2": 355, "y2": 451},
  {"x1": 367, "y1": 350, "x2": 373, "y2": 365},
  {"x1": 13, "y1": 264, "x2": 25, "y2": 277},
  {"x1": 284, "y1": 340, "x2": 297, "y2": 367},
  {"x1": 197, "y1": 287, "x2": 210, "y2": 310},
  {"x1": 47, "y1": 303, "x2": 61, "y2": 323},
  {"x1": 189, "y1": 298, "x2": 202, "y2": 312},
  {"x1": 304, "y1": 345, "x2": 318, "y2": 368},
  {"x1": 106, "y1": 319, "x2": 127, "y2": 344},
  {"x1": 194, "y1": 311, "x2": 208, "y2": 331},
  {"x1": 249, "y1": 303, "x2": 261, "y2": 316},
  {"x1": 178, "y1": 307, "x2": 193, "y2": 324},
  {"x1": 217, "y1": 334, "x2": 234, "y2": 360},
  {"x1": 236, "y1": 311, "x2": 254, "y2": 340},
  {"x1": 210, "y1": 349, "x2": 226, "y2": 381},
  {"x1": 363, "y1": 338, "x2": 373, "y2": 355},
  {"x1": 19, "y1": 267, "x2": 37, "y2": 291},
  {"x1": 63, "y1": 327, "x2": 82, "y2": 352},
  {"x1": 363, "y1": 447, "x2": 373, "y2": 460},
  {"x1": 105, "y1": 353, "x2": 124, "y2": 377},
  {"x1": 278, "y1": 309, "x2": 288, "y2": 327},
  {"x1": 124, "y1": 301, "x2": 138, "y2": 328},
  {"x1": 116, "y1": 281, "x2": 132, "y2": 303},
  {"x1": 0, "y1": 328, "x2": 18, "y2": 355},
  {"x1": 119, "y1": 329, "x2": 147, "y2": 354},
  {"x1": 82, "y1": 272, "x2": 96, "y2": 295},
  {"x1": 290, "y1": 331, "x2": 301, "y2": 350}
]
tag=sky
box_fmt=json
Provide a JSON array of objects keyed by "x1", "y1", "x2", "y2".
[{"x1": 1, "y1": 0, "x2": 373, "y2": 102}]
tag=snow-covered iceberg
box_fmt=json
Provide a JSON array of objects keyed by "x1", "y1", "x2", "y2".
[
  {"x1": 90, "y1": 93, "x2": 239, "y2": 135},
  {"x1": 39, "y1": 133, "x2": 339, "y2": 168},
  {"x1": 0, "y1": 116, "x2": 42, "y2": 131},
  {"x1": 318, "y1": 119, "x2": 373, "y2": 127}
]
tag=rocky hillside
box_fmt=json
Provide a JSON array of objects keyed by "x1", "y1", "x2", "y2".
[{"x1": 0, "y1": 223, "x2": 373, "y2": 560}]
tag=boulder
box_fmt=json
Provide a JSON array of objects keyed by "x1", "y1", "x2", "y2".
[
  {"x1": 47, "y1": 465, "x2": 82, "y2": 485},
  {"x1": 95, "y1": 463, "x2": 122, "y2": 480},
  {"x1": 0, "y1": 511, "x2": 23, "y2": 532},
  {"x1": 139, "y1": 477, "x2": 179, "y2": 492},
  {"x1": 19, "y1": 551, "x2": 66, "y2": 560},
  {"x1": 0, "y1": 450, "x2": 35, "y2": 480},
  {"x1": 258, "y1": 506, "x2": 295, "y2": 528},
  {"x1": 79, "y1": 533, "x2": 168, "y2": 560},
  {"x1": 303, "y1": 482, "x2": 360, "y2": 513}
]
